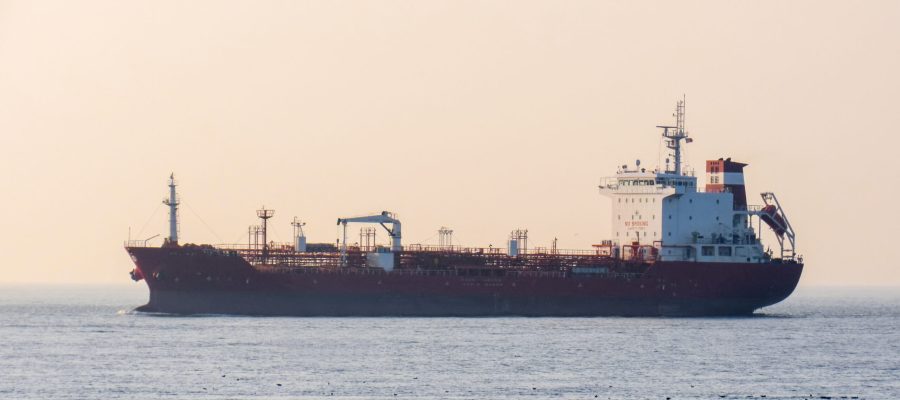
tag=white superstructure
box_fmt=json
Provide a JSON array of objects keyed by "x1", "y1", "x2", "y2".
[{"x1": 598, "y1": 100, "x2": 795, "y2": 263}]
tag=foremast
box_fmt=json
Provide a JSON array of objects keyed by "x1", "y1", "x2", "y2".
[{"x1": 162, "y1": 174, "x2": 179, "y2": 246}]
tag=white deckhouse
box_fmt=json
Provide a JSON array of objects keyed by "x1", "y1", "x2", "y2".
[{"x1": 598, "y1": 100, "x2": 796, "y2": 264}]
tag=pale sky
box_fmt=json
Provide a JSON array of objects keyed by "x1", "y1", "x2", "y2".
[{"x1": 1, "y1": 0, "x2": 898, "y2": 286}]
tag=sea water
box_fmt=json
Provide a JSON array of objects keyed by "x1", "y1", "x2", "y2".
[{"x1": 0, "y1": 285, "x2": 897, "y2": 399}]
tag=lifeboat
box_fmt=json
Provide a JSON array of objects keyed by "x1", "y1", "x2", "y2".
[{"x1": 760, "y1": 204, "x2": 787, "y2": 238}]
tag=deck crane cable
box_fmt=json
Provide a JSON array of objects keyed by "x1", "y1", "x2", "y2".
[
  {"x1": 228, "y1": 231, "x2": 246, "y2": 246},
  {"x1": 414, "y1": 232, "x2": 439, "y2": 246},
  {"x1": 657, "y1": 124, "x2": 663, "y2": 173},
  {"x1": 183, "y1": 201, "x2": 224, "y2": 243},
  {"x1": 267, "y1": 222, "x2": 283, "y2": 244},
  {"x1": 135, "y1": 203, "x2": 163, "y2": 238}
]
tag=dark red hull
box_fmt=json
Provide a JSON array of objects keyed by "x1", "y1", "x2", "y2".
[{"x1": 126, "y1": 247, "x2": 803, "y2": 317}]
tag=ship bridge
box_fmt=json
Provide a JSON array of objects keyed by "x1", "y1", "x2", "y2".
[{"x1": 599, "y1": 170, "x2": 698, "y2": 196}]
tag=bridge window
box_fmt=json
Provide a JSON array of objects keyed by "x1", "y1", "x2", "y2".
[
  {"x1": 718, "y1": 246, "x2": 732, "y2": 256},
  {"x1": 702, "y1": 246, "x2": 715, "y2": 256}
]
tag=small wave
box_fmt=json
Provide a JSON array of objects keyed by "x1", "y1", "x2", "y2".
[
  {"x1": 748, "y1": 312, "x2": 804, "y2": 319},
  {"x1": 129, "y1": 309, "x2": 252, "y2": 318}
]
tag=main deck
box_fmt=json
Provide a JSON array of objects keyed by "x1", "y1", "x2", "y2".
[{"x1": 182, "y1": 241, "x2": 641, "y2": 273}]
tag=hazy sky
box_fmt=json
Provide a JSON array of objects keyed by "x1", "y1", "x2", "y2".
[{"x1": 1, "y1": 0, "x2": 898, "y2": 286}]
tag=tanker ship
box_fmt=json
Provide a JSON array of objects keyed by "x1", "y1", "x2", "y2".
[{"x1": 126, "y1": 100, "x2": 803, "y2": 316}]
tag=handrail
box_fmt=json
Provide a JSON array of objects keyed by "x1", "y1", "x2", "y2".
[{"x1": 212, "y1": 243, "x2": 612, "y2": 257}]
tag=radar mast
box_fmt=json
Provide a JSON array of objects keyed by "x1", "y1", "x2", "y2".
[{"x1": 657, "y1": 97, "x2": 692, "y2": 175}]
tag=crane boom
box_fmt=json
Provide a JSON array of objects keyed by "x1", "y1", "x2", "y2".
[
  {"x1": 336, "y1": 212, "x2": 400, "y2": 226},
  {"x1": 336, "y1": 211, "x2": 402, "y2": 266}
]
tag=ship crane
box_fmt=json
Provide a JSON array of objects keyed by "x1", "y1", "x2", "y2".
[{"x1": 336, "y1": 211, "x2": 402, "y2": 265}]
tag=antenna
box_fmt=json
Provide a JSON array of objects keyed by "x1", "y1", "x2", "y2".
[
  {"x1": 656, "y1": 97, "x2": 691, "y2": 175},
  {"x1": 291, "y1": 216, "x2": 306, "y2": 237},
  {"x1": 438, "y1": 227, "x2": 454, "y2": 249},
  {"x1": 509, "y1": 229, "x2": 528, "y2": 256},
  {"x1": 291, "y1": 216, "x2": 307, "y2": 252},
  {"x1": 360, "y1": 227, "x2": 376, "y2": 251},
  {"x1": 257, "y1": 207, "x2": 275, "y2": 263}
]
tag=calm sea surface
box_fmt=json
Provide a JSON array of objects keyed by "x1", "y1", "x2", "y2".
[{"x1": 0, "y1": 285, "x2": 897, "y2": 399}]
